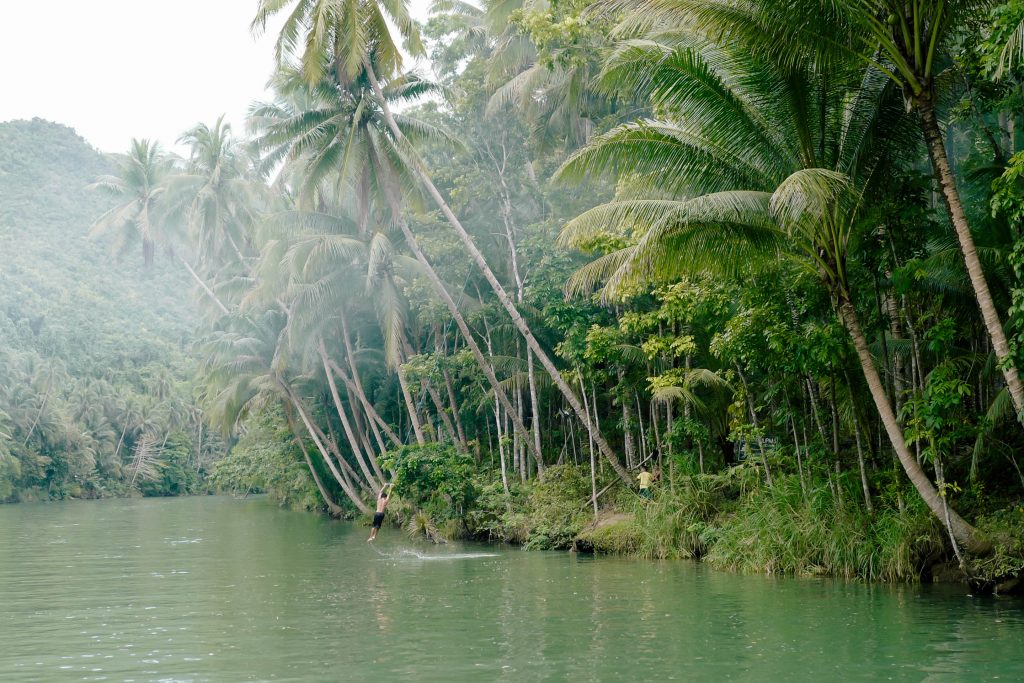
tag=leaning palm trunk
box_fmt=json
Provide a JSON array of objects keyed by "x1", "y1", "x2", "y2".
[
  {"x1": 328, "y1": 358, "x2": 401, "y2": 453},
  {"x1": 339, "y1": 309, "x2": 401, "y2": 451},
  {"x1": 364, "y1": 58, "x2": 628, "y2": 484},
  {"x1": 177, "y1": 254, "x2": 230, "y2": 315},
  {"x1": 402, "y1": 336, "x2": 464, "y2": 451},
  {"x1": 918, "y1": 101, "x2": 1024, "y2": 424},
  {"x1": 838, "y1": 298, "x2": 990, "y2": 555},
  {"x1": 393, "y1": 214, "x2": 545, "y2": 469},
  {"x1": 319, "y1": 340, "x2": 382, "y2": 491},
  {"x1": 395, "y1": 347, "x2": 426, "y2": 445},
  {"x1": 285, "y1": 405, "x2": 345, "y2": 516},
  {"x1": 279, "y1": 381, "x2": 371, "y2": 514}
]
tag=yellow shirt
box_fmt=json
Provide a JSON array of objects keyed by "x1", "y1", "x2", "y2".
[{"x1": 637, "y1": 472, "x2": 652, "y2": 488}]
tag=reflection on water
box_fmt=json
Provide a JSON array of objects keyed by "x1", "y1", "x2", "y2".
[{"x1": 1, "y1": 496, "x2": 1022, "y2": 682}]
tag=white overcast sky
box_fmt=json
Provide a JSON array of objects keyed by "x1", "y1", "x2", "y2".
[{"x1": 0, "y1": 0, "x2": 433, "y2": 153}]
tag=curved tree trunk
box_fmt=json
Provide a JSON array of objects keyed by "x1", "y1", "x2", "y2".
[
  {"x1": 395, "y1": 347, "x2": 426, "y2": 445},
  {"x1": 364, "y1": 58, "x2": 628, "y2": 485},
  {"x1": 919, "y1": 102, "x2": 1024, "y2": 424},
  {"x1": 319, "y1": 340, "x2": 381, "y2": 491},
  {"x1": 393, "y1": 214, "x2": 544, "y2": 468},
  {"x1": 279, "y1": 381, "x2": 370, "y2": 515},
  {"x1": 284, "y1": 405, "x2": 345, "y2": 516},
  {"x1": 339, "y1": 308, "x2": 398, "y2": 452},
  {"x1": 177, "y1": 255, "x2": 230, "y2": 315},
  {"x1": 839, "y1": 298, "x2": 990, "y2": 555}
]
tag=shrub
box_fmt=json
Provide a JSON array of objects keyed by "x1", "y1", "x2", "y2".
[{"x1": 383, "y1": 444, "x2": 478, "y2": 524}]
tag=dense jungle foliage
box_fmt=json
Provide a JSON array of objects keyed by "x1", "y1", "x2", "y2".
[
  {"x1": 0, "y1": 119, "x2": 220, "y2": 501},
  {"x1": 7, "y1": 0, "x2": 1024, "y2": 586}
]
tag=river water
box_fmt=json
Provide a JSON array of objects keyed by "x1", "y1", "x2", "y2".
[{"x1": 1, "y1": 496, "x2": 1022, "y2": 682}]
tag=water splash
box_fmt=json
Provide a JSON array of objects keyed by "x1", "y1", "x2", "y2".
[{"x1": 370, "y1": 545, "x2": 498, "y2": 561}]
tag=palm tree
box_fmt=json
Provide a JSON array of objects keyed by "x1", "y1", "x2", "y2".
[
  {"x1": 555, "y1": 36, "x2": 990, "y2": 552},
  {"x1": 169, "y1": 117, "x2": 264, "y2": 275},
  {"x1": 601, "y1": 0, "x2": 1024, "y2": 424},
  {"x1": 253, "y1": 0, "x2": 630, "y2": 483},
  {"x1": 249, "y1": 60, "x2": 548, "y2": 470},
  {"x1": 89, "y1": 139, "x2": 171, "y2": 269},
  {"x1": 197, "y1": 309, "x2": 372, "y2": 513},
  {"x1": 89, "y1": 139, "x2": 230, "y2": 314}
]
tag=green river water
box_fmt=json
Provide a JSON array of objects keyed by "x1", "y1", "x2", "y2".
[{"x1": 1, "y1": 496, "x2": 1023, "y2": 682}]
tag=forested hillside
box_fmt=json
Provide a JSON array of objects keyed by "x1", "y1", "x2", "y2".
[{"x1": 0, "y1": 119, "x2": 214, "y2": 501}]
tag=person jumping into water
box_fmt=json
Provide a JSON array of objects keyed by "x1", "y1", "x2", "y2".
[{"x1": 368, "y1": 484, "x2": 393, "y2": 542}]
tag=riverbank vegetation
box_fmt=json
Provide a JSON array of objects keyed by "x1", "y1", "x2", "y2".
[{"x1": 9, "y1": 0, "x2": 1024, "y2": 586}]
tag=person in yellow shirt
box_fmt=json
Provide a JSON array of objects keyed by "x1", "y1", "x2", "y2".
[{"x1": 636, "y1": 465, "x2": 654, "y2": 499}]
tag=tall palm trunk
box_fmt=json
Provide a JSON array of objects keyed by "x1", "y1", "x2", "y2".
[
  {"x1": 393, "y1": 214, "x2": 544, "y2": 467},
  {"x1": 526, "y1": 350, "x2": 544, "y2": 474},
  {"x1": 338, "y1": 308, "x2": 396, "y2": 452},
  {"x1": 619, "y1": 369, "x2": 636, "y2": 470},
  {"x1": 279, "y1": 381, "x2": 370, "y2": 514},
  {"x1": 364, "y1": 58, "x2": 628, "y2": 485},
  {"x1": 919, "y1": 101, "x2": 1024, "y2": 423},
  {"x1": 178, "y1": 254, "x2": 230, "y2": 315},
  {"x1": 395, "y1": 347, "x2": 426, "y2": 445},
  {"x1": 319, "y1": 340, "x2": 382, "y2": 491},
  {"x1": 500, "y1": 186, "x2": 545, "y2": 474},
  {"x1": 328, "y1": 358, "x2": 400, "y2": 452},
  {"x1": 838, "y1": 298, "x2": 989, "y2": 554},
  {"x1": 285, "y1": 405, "x2": 344, "y2": 516}
]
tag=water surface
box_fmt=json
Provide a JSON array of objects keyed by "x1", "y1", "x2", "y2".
[{"x1": 1, "y1": 496, "x2": 1022, "y2": 682}]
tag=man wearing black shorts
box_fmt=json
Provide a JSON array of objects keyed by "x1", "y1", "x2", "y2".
[{"x1": 368, "y1": 484, "x2": 392, "y2": 542}]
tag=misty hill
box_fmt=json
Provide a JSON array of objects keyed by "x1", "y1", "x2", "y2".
[
  {"x1": 0, "y1": 119, "x2": 194, "y2": 368},
  {"x1": 0, "y1": 119, "x2": 208, "y2": 501}
]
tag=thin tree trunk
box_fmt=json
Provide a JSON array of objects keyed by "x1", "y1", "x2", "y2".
[
  {"x1": 22, "y1": 375, "x2": 53, "y2": 447},
  {"x1": 285, "y1": 405, "x2": 344, "y2": 516},
  {"x1": 806, "y1": 376, "x2": 828, "y2": 446},
  {"x1": 437, "y1": 325, "x2": 470, "y2": 453},
  {"x1": 394, "y1": 215, "x2": 543, "y2": 466},
  {"x1": 395, "y1": 346, "x2": 426, "y2": 445},
  {"x1": 339, "y1": 309, "x2": 398, "y2": 450},
  {"x1": 329, "y1": 358, "x2": 400, "y2": 452},
  {"x1": 790, "y1": 416, "x2": 807, "y2": 499},
  {"x1": 619, "y1": 370, "x2": 636, "y2": 470},
  {"x1": 527, "y1": 349, "x2": 544, "y2": 474},
  {"x1": 736, "y1": 364, "x2": 773, "y2": 486},
  {"x1": 443, "y1": 367, "x2": 469, "y2": 452},
  {"x1": 920, "y1": 102, "x2": 1024, "y2": 423},
  {"x1": 306, "y1": 405, "x2": 371, "y2": 497},
  {"x1": 319, "y1": 340, "x2": 381, "y2": 491},
  {"x1": 580, "y1": 375, "x2": 599, "y2": 515},
  {"x1": 515, "y1": 379, "x2": 527, "y2": 482},
  {"x1": 281, "y1": 382, "x2": 370, "y2": 514},
  {"x1": 495, "y1": 402, "x2": 509, "y2": 495},
  {"x1": 363, "y1": 58, "x2": 628, "y2": 485},
  {"x1": 853, "y1": 417, "x2": 874, "y2": 515},
  {"x1": 178, "y1": 255, "x2": 230, "y2": 315},
  {"x1": 838, "y1": 298, "x2": 988, "y2": 553}
]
